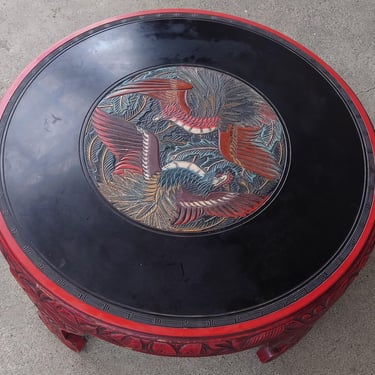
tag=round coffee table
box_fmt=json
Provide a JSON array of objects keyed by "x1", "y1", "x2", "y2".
[{"x1": 0, "y1": 10, "x2": 374, "y2": 363}]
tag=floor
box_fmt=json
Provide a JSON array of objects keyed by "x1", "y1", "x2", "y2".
[{"x1": 0, "y1": 1, "x2": 374, "y2": 374}]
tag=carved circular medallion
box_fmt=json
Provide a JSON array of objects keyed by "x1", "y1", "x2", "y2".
[{"x1": 84, "y1": 66, "x2": 288, "y2": 233}]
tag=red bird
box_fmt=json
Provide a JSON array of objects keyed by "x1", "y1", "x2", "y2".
[
  {"x1": 91, "y1": 107, "x2": 266, "y2": 229},
  {"x1": 107, "y1": 77, "x2": 280, "y2": 180}
]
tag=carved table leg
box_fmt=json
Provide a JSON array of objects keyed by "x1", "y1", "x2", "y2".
[
  {"x1": 0, "y1": 249, "x2": 88, "y2": 352},
  {"x1": 37, "y1": 308, "x2": 87, "y2": 352},
  {"x1": 257, "y1": 325, "x2": 312, "y2": 363}
]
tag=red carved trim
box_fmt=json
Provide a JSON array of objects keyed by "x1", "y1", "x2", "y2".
[{"x1": 1, "y1": 225, "x2": 373, "y2": 362}]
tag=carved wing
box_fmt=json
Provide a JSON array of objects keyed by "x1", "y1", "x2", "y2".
[
  {"x1": 219, "y1": 124, "x2": 280, "y2": 180},
  {"x1": 92, "y1": 108, "x2": 160, "y2": 177},
  {"x1": 174, "y1": 190, "x2": 264, "y2": 225},
  {"x1": 107, "y1": 78, "x2": 193, "y2": 115}
]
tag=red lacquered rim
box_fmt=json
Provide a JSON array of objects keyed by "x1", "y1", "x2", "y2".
[{"x1": 0, "y1": 9, "x2": 374, "y2": 338}]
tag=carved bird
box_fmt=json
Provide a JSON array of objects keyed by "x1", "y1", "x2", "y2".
[
  {"x1": 107, "y1": 73, "x2": 281, "y2": 180},
  {"x1": 92, "y1": 108, "x2": 264, "y2": 228}
]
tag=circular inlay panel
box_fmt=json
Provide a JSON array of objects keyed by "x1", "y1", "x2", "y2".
[{"x1": 84, "y1": 66, "x2": 288, "y2": 233}]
